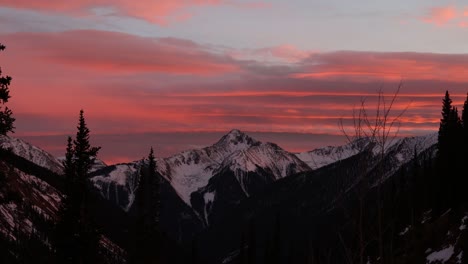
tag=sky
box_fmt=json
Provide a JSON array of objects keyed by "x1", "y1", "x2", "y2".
[{"x1": 1, "y1": 0, "x2": 468, "y2": 164}]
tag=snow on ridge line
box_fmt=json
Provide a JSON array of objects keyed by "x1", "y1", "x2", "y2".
[
  {"x1": 90, "y1": 130, "x2": 438, "y2": 211},
  {"x1": 296, "y1": 132, "x2": 438, "y2": 170},
  {"x1": 0, "y1": 135, "x2": 64, "y2": 174},
  {"x1": 91, "y1": 130, "x2": 310, "y2": 208},
  {"x1": 153, "y1": 129, "x2": 263, "y2": 205}
]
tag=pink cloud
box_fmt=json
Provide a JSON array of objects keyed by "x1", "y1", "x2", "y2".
[
  {"x1": 291, "y1": 51, "x2": 468, "y2": 82},
  {"x1": 0, "y1": 0, "x2": 269, "y2": 24},
  {"x1": 422, "y1": 6, "x2": 457, "y2": 25},
  {"x1": 421, "y1": 5, "x2": 468, "y2": 27},
  {"x1": 3, "y1": 30, "x2": 239, "y2": 75},
  {"x1": 2, "y1": 29, "x2": 466, "y2": 154}
]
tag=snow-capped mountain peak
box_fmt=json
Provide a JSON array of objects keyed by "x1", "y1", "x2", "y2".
[
  {"x1": 90, "y1": 130, "x2": 309, "y2": 210},
  {"x1": 213, "y1": 129, "x2": 260, "y2": 151}
]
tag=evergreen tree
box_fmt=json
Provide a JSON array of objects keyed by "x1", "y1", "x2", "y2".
[
  {"x1": 148, "y1": 147, "x2": 160, "y2": 231},
  {"x1": 74, "y1": 109, "x2": 100, "y2": 179},
  {"x1": 438, "y1": 90, "x2": 453, "y2": 160},
  {"x1": 56, "y1": 136, "x2": 80, "y2": 263},
  {"x1": 0, "y1": 43, "x2": 15, "y2": 135},
  {"x1": 132, "y1": 147, "x2": 160, "y2": 263},
  {"x1": 64, "y1": 136, "x2": 75, "y2": 184},
  {"x1": 461, "y1": 93, "x2": 468, "y2": 202},
  {"x1": 462, "y1": 93, "x2": 468, "y2": 134},
  {"x1": 55, "y1": 110, "x2": 101, "y2": 263},
  {"x1": 436, "y1": 91, "x2": 464, "y2": 210}
]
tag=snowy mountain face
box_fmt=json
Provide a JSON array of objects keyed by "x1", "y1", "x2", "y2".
[
  {"x1": 90, "y1": 162, "x2": 140, "y2": 211},
  {"x1": 0, "y1": 151, "x2": 63, "y2": 243},
  {"x1": 197, "y1": 134, "x2": 440, "y2": 263},
  {"x1": 385, "y1": 133, "x2": 437, "y2": 165},
  {"x1": 90, "y1": 161, "x2": 204, "y2": 244},
  {"x1": 296, "y1": 137, "x2": 370, "y2": 169},
  {"x1": 0, "y1": 135, "x2": 64, "y2": 175},
  {"x1": 0, "y1": 147, "x2": 134, "y2": 263},
  {"x1": 191, "y1": 141, "x2": 311, "y2": 226},
  {"x1": 90, "y1": 130, "x2": 311, "y2": 212},
  {"x1": 89, "y1": 130, "x2": 438, "y2": 230},
  {"x1": 296, "y1": 133, "x2": 437, "y2": 171},
  {"x1": 157, "y1": 129, "x2": 263, "y2": 206},
  {"x1": 218, "y1": 142, "x2": 310, "y2": 183}
]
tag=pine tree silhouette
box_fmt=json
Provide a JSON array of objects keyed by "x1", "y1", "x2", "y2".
[
  {"x1": 436, "y1": 91, "x2": 464, "y2": 210},
  {"x1": 0, "y1": 43, "x2": 15, "y2": 135},
  {"x1": 132, "y1": 147, "x2": 160, "y2": 263},
  {"x1": 438, "y1": 91, "x2": 453, "y2": 160},
  {"x1": 55, "y1": 110, "x2": 101, "y2": 263}
]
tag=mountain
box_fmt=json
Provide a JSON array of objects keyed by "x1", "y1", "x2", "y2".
[
  {"x1": 158, "y1": 129, "x2": 266, "y2": 206},
  {"x1": 296, "y1": 137, "x2": 370, "y2": 169},
  {"x1": 194, "y1": 133, "x2": 439, "y2": 263},
  {"x1": 0, "y1": 135, "x2": 63, "y2": 174},
  {"x1": 191, "y1": 141, "x2": 310, "y2": 226},
  {"x1": 90, "y1": 131, "x2": 438, "y2": 232},
  {"x1": 89, "y1": 129, "x2": 311, "y2": 244},
  {"x1": 91, "y1": 129, "x2": 310, "y2": 211},
  {"x1": 0, "y1": 130, "x2": 448, "y2": 264},
  {"x1": 90, "y1": 161, "x2": 204, "y2": 245},
  {"x1": 0, "y1": 136, "x2": 131, "y2": 263},
  {"x1": 296, "y1": 133, "x2": 437, "y2": 171}
]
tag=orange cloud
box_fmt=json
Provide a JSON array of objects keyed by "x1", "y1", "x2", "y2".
[
  {"x1": 0, "y1": 0, "x2": 269, "y2": 24},
  {"x1": 422, "y1": 6, "x2": 457, "y2": 25}
]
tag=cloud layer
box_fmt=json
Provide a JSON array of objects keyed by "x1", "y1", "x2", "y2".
[
  {"x1": 2, "y1": 29, "x2": 467, "y2": 162},
  {"x1": 0, "y1": 0, "x2": 269, "y2": 24}
]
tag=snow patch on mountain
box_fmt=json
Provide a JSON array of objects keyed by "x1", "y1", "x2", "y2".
[
  {"x1": 296, "y1": 138, "x2": 370, "y2": 169},
  {"x1": 297, "y1": 133, "x2": 437, "y2": 171},
  {"x1": 426, "y1": 245, "x2": 454, "y2": 263},
  {"x1": 90, "y1": 162, "x2": 140, "y2": 211},
  {"x1": 94, "y1": 163, "x2": 137, "y2": 186},
  {"x1": 90, "y1": 130, "x2": 437, "y2": 212},
  {"x1": 0, "y1": 165, "x2": 63, "y2": 241},
  {"x1": 0, "y1": 135, "x2": 63, "y2": 174},
  {"x1": 156, "y1": 129, "x2": 261, "y2": 205},
  {"x1": 220, "y1": 142, "x2": 311, "y2": 192}
]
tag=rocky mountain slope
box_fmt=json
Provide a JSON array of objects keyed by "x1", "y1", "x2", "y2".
[{"x1": 90, "y1": 130, "x2": 311, "y2": 213}]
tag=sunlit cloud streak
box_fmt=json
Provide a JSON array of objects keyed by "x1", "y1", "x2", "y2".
[
  {"x1": 0, "y1": 0, "x2": 270, "y2": 24},
  {"x1": 2, "y1": 29, "x2": 467, "y2": 162},
  {"x1": 421, "y1": 5, "x2": 468, "y2": 28}
]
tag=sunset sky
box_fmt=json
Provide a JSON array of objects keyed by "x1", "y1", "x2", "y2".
[{"x1": 1, "y1": 0, "x2": 468, "y2": 164}]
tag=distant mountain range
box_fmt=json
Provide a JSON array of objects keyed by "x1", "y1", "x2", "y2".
[{"x1": 2, "y1": 130, "x2": 454, "y2": 264}]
